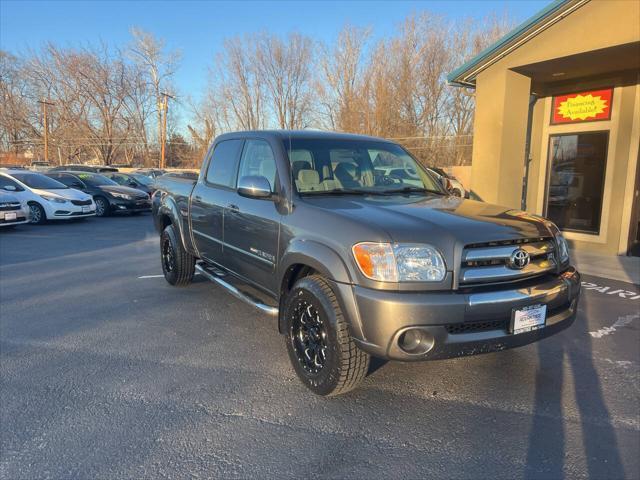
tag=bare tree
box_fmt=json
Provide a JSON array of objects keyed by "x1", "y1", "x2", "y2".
[
  {"x1": 129, "y1": 27, "x2": 181, "y2": 166},
  {"x1": 211, "y1": 36, "x2": 265, "y2": 130},
  {"x1": 318, "y1": 25, "x2": 371, "y2": 132},
  {"x1": 255, "y1": 32, "x2": 314, "y2": 129}
]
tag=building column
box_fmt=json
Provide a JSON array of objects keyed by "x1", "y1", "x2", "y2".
[{"x1": 470, "y1": 69, "x2": 532, "y2": 208}]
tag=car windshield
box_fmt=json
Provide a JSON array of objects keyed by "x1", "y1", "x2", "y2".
[
  {"x1": 130, "y1": 174, "x2": 152, "y2": 185},
  {"x1": 75, "y1": 173, "x2": 118, "y2": 187},
  {"x1": 283, "y1": 138, "x2": 443, "y2": 195},
  {"x1": 11, "y1": 172, "x2": 68, "y2": 190}
]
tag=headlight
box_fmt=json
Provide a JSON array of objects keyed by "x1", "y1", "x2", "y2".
[
  {"x1": 40, "y1": 195, "x2": 67, "y2": 204},
  {"x1": 352, "y1": 242, "x2": 446, "y2": 282},
  {"x1": 110, "y1": 192, "x2": 132, "y2": 199},
  {"x1": 556, "y1": 233, "x2": 570, "y2": 264},
  {"x1": 542, "y1": 219, "x2": 570, "y2": 264}
]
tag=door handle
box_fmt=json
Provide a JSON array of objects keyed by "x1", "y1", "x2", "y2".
[{"x1": 227, "y1": 203, "x2": 240, "y2": 213}]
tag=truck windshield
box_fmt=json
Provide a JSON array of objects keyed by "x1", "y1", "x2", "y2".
[{"x1": 283, "y1": 138, "x2": 443, "y2": 195}]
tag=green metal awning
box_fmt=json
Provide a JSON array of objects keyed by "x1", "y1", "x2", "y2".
[{"x1": 447, "y1": 0, "x2": 589, "y2": 87}]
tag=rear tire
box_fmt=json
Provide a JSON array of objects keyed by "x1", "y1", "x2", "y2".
[
  {"x1": 284, "y1": 275, "x2": 370, "y2": 396},
  {"x1": 28, "y1": 202, "x2": 46, "y2": 225},
  {"x1": 161, "y1": 224, "x2": 195, "y2": 286}
]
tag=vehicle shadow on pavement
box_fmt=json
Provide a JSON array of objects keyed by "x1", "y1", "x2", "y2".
[
  {"x1": 525, "y1": 300, "x2": 625, "y2": 479},
  {"x1": 0, "y1": 215, "x2": 153, "y2": 268}
]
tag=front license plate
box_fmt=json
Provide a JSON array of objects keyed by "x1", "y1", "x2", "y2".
[
  {"x1": 3, "y1": 212, "x2": 17, "y2": 221},
  {"x1": 511, "y1": 304, "x2": 547, "y2": 334},
  {"x1": 82, "y1": 206, "x2": 90, "y2": 213}
]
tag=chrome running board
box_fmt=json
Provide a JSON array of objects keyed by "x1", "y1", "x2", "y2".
[{"x1": 195, "y1": 263, "x2": 279, "y2": 317}]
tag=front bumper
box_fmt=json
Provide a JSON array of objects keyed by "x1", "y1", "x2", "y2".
[
  {"x1": 51, "y1": 209, "x2": 96, "y2": 219},
  {"x1": 338, "y1": 267, "x2": 580, "y2": 361},
  {"x1": 0, "y1": 208, "x2": 29, "y2": 226},
  {"x1": 110, "y1": 197, "x2": 151, "y2": 213}
]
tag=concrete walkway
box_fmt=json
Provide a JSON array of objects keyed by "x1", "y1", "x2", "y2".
[{"x1": 571, "y1": 249, "x2": 640, "y2": 285}]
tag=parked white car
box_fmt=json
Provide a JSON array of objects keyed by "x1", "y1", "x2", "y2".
[
  {"x1": 0, "y1": 169, "x2": 96, "y2": 224},
  {"x1": 0, "y1": 191, "x2": 30, "y2": 227}
]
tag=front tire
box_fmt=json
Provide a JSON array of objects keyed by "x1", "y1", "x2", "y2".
[
  {"x1": 28, "y1": 202, "x2": 46, "y2": 225},
  {"x1": 94, "y1": 196, "x2": 109, "y2": 217},
  {"x1": 161, "y1": 224, "x2": 195, "y2": 286},
  {"x1": 284, "y1": 275, "x2": 370, "y2": 396}
]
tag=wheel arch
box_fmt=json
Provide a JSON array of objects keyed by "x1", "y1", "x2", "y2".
[
  {"x1": 155, "y1": 198, "x2": 195, "y2": 255},
  {"x1": 26, "y1": 200, "x2": 47, "y2": 222},
  {"x1": 277, "y1": 240, "x2": 356, "y2": 334}
]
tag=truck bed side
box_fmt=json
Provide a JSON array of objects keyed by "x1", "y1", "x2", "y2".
[{"x1": 152, "y1": 175, "x2": 199, "y2": 256}]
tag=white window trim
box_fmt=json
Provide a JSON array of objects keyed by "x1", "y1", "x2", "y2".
[{"x1": 535, "y1": 88, "x2": 622, "y2": 244}]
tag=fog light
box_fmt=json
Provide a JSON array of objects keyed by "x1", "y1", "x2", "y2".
[{"x1": 398, "y1": 328, "x2": 434, "y2": 355}]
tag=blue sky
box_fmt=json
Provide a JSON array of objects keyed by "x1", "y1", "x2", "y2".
[{"x1": 1, "y1": 0, "x2": 550, "y2": 119}]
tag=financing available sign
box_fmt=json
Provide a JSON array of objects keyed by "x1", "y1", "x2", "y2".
[{"x1": 551, "y1": 88, "x2": 613, "y2": 124}]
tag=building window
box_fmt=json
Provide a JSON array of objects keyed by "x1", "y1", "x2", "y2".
[{"x1": 545, "y1": 131, "x2": 609, "y2": 234}]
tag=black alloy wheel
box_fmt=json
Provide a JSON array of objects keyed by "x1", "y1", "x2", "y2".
[
  {"x1": 160, "y1": 224, "x2": 195, "y2": 286},
  {"x1": 161, "y1": 234, "x2": 176, "y2": 273},
  {"x1": 290, "y1": 299, "x2": 328, "y2": 375},
  {"x1": 283, "y1": 275, "x2": 370, "y2": 396}
]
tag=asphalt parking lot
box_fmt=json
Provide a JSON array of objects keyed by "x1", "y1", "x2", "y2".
[{"x1": 1, "y1": 215, "x2": 639, "y2": 479}]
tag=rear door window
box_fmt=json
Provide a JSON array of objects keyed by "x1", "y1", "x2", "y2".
[{"x1": 205, "y1": 139, "x2": 244, "y2": 188}]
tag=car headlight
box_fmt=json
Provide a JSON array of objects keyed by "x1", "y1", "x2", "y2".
[
  {"x1": 352, "y1": 242, "x2": 446, "y2": 282},
  {"x1": 542, "y1": 219, "x2": 570, "y2": 264},
  {"x1": 556, "y1": 233, "x2": 570, "y2": 264},
  {"x1": 40, "y1": 195, "x2": 67, "y2": 204},
  {"x1": 110, "y1": 192, "x2": 132, "y2": 199}
]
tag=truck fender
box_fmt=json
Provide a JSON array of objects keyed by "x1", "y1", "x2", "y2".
[
  {"x1": 279, "y1": 239, "x2": 353, "y2": 286},
  {"x1": 277, "y1": 240, "x2": 365, "y2": 340},
  {"x1": 156, "y1": 197, "x2": 194, "y2": 255}
]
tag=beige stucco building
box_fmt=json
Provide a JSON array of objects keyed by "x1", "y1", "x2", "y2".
[{"x1": 449, "y1": 0, "x2": 640, "y2": 256}]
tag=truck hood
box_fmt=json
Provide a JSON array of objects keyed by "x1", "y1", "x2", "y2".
[{"x1": 302, "y1": 194, "x2": 551, "y2": 247}]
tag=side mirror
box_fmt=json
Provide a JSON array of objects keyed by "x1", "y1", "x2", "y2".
[
  {"x1": 71, "y1": 183, "x2": 84, "y2": 189},
  {"x1": 237, "y1": 175, "x2": 272, "y2": 199},
  {"x1": 3, "y1": 185, "x2": 17, "y2": 192},
  {"x1": 128, "y1": 182, "x2": 137, "y2": 187}
]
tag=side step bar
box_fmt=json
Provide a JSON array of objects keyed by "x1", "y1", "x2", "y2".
[{"x1": 195, "y1": 263, "x2": 279, "y2": 317}]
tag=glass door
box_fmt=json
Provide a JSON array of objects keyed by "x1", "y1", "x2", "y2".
[{"x1": 545, "y1": 131, "x2": 609, "y2": 235}]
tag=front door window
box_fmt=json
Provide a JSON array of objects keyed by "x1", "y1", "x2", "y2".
[{"x1": 545, "y1": 131, "x2": 609, "y2": 234}]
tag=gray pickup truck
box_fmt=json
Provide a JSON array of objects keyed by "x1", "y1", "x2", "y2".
[{"x1": 152, "y1": 131, "x2": 581, "y2": 396}]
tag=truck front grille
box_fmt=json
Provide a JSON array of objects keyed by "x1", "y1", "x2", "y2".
[
  {"x1": 459, "y1": 237, "x2": 556, "y2": 286},
  {"x1": 446, "y1": 319, "x2": 509, "y2": 334}
]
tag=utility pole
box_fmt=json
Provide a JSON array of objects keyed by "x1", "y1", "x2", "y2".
[
  {"x1": 159, "y1": 92, "x2": 174, "y2": 169},
  {"x1": 38, "y1": 100, "x2": 55, "y2": 163}
]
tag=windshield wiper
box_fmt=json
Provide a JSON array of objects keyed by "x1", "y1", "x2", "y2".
[
  {"x1": 300, "y1": 189, "x2": 385, "y2": 196},
  {"x1": 378, "y1": 186, "x2": 445, "y2": 195},
  {"x1": 300, "y1": 187, "x2": 445, "y2": 196}
]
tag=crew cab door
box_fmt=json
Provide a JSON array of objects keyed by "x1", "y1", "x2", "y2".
[
  {"x1": 223, "y1": 139, "x2": 281, "y2": 293},
  {"x1": 190, "y1": 139, "x2": 244, "y2": 266}
]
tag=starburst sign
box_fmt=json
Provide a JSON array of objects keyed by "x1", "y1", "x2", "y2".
[{"x1": 552, "y1": 88, "x2": 613, "y2": 124}]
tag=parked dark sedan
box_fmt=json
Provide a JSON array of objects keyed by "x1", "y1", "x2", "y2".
[
  {"x1": 46, "y1": 171, "x2": 150, "y2": 217},
  {"x1": 48, "y1": 165, "x2": 119, "y2": 173},
  {"x1": 102, "y1": 172, "x2": 154, "y2": 197}
]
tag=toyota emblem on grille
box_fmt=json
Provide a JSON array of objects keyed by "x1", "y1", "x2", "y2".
[{"x1": 509, "y1": 248, "x2": 530, "y2": 270}]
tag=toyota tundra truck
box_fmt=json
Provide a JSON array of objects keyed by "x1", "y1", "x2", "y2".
[{"x1": 152, "y1": 131, "x2": 581, "y2": 396}]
